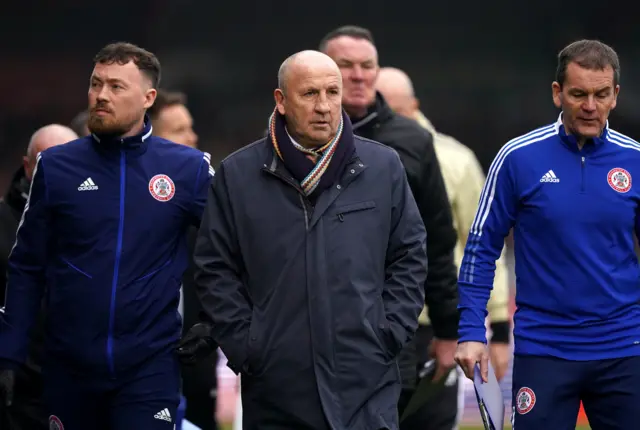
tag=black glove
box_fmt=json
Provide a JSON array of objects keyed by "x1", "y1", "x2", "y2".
[
  {"x1": 176, "y1": 323, "x2": 217, "y2": 366},
  {"x1": 0, "y1": 369, "x2": 14, "y2": 407}
]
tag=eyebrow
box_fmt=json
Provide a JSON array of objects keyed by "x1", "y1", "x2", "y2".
[{"x1": 91, "y1": 76, "x2": 127, "y2": 86}]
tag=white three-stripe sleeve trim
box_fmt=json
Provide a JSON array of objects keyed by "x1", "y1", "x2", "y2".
[
  {"x1": 607, "y1": 130, "x2": 640, "y2": 152},
  {"x1": 203, "y1": 152, "x2": 215, "y2": 177},
  {"x1": 470, "y1": 124, "x2": 556, "y2": 236},
  {"x1": 3, "y1": 153, "x2": 44, "y2": 311}
]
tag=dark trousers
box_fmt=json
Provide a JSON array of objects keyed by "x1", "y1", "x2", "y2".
[
  {"x1": 0, "y1": 367, "x2": 48, "y2": 430},
  {"x1": 42, "y1": 352, "x2": 180, "y2": 430},
  {"x1": 398, "y1": 325, "x2": 459, "y2": 430},
  {"x1": 512, "y1": 354, "x2": 640, "y2": 429},
  {"x1": 181, "y1": 349, "x2": 218, "y2": 430}
]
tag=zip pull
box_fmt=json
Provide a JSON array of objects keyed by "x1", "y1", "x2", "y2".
[{"x1": 338, "y1": 213, "x2": 344, "y2": 222}]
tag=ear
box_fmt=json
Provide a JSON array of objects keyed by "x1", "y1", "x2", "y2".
[
  {"x1": 551, "y1": 81, "x2": 562, "y2": 109},
  {"x1": 274, "y1": 89, "x2": 286, "y2": 115},
  {"x1": 143, "y1": 88, "x2": 157, "y2": 110},
  {"x1": 22, "y1": 156, "x2": 31, "y2": 181},
  {"x1": 612, "y1": 84, "x2": 620, "y2": 110},
  {"x1": 411, "y1": 97, "x2": 419, "y2": 113}
]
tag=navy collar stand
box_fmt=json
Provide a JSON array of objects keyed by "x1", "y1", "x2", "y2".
[
  {"x1": 90, "y1": 114, "x2": 153, "y2": 151},
  {"x1": 556, "y1": 112, "x2": 609, "y2": 152}
]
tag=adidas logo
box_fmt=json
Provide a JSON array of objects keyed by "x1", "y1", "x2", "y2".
[
  {"x1": 78, "y1": 177, "x2": 99, "y2": 191},
  {"x1": 540, "y1": 170, "x2": 560, "y2": 183},
  {"x1": 153, "y1": 408, "x2": 172, "y2": 422}
]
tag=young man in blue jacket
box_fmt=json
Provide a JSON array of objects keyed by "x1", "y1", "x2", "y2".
[
  {"x1": 455, "y1": 39, "x2": 640, "y2": 429},
  {"x1": 0, "y1": 42, "x2": 214, "y2": 430}
]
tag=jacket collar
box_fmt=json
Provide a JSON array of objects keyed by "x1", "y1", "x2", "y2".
[
  {"x1": 556, "y1": 112, "x2": 609, "y2": 151},
  {"x1": 90, "y1": 115, "x2": 153, "y2": 156},
  {"x1": 350, "y1": 92, "x2": 394, "y2": 131},
  {"x1": 2, "y1": 166, "x2": 29, "y2": 214}
]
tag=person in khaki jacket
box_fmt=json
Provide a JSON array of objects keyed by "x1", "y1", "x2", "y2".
[{"x1": 377, "y1": 67, "x2": 511, "y2": 430}]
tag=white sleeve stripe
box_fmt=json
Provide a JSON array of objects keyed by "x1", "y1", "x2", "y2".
[
  {"x1": 470, "y1": 124, "x2": 555, "y2": 236},
  {"x1": 462, "y1": 129, "x2": 557, "y2": 283},
  {"x1": 608, "y1": 129, "x2": 640, "y2": 145},
  {"x1": 608, "y1": 135, "x2": 640, "y2": 153},
  {"x1": 3, "y1": 153, "x2": 42, "y2": 310},
  {"x1": 203, "y1": 152, "x2": 211, "y2": 162}
]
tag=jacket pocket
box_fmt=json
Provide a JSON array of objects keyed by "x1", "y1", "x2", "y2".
[
  {"x1": 60, "y1": 257, "x2": 93, "y2": 279},
  {"x1": 132, "y1": 258, "x2": 173, "y2": 283},
  {"x1": 244, "y1": 311, "x2": 263, "y2": 376},
  {"x1": 334, "y1": 200, "x2": 377, "y2": 221}
]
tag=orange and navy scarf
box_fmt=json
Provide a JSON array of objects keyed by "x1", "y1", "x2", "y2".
[{"x1": 268, "y1": 108, "x2": 355, "y2": 199}]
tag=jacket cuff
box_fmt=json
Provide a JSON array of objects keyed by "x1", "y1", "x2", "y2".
[
  {"x1": 430, "y1": 313, "x2": 459, "y2": 340},
  {"x1": 490, "y1": 321, "x2": 510, "y2": 344}
]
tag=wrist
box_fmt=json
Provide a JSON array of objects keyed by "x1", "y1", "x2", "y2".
[{"x1": 490, "y1": 321, "x2": 510, "y2": 344}]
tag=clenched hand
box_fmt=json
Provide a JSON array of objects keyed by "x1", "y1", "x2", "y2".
[
  {"x1": 454, "y1": 341, "x2": 489, "y2": 383},
  {"x1": 429, "y1": 338, "x2": 457, "y2": 381}
]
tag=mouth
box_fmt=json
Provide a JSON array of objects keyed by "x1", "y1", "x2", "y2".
[{"x1": 311, "y1": 121, "x2": 329, "y2": 127}]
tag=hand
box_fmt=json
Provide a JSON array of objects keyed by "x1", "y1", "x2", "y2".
[
  {"x1": 0, "y1": 369, "x2": 15, "y2": 407},
  {"x1": 428, "y1": 338, "x2": 457, "y2": 381},
  {"x1": 489, "y1": 342, "x2": 510, "y2": 381},
  {"x1": 455, "y1": 341, "x2": 489, "y2": 382},
  {"x1": 176, "y1": 323, "x2": 217, "y2": 366}
]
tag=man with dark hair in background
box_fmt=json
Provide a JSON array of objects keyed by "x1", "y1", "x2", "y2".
[
  {"x1": 148, "y1": 89, "x2": 198, "y2": 148},
  {"x1": 0, "y1": 42, "x2": 214, "y2": 430},
  {"x1": 320, "y1": 25, "x2": 460, "y2": 414},
  {"x1": 148, "y1": 88, "x2": 218, "y2": 430},
  {"x1": 0, "y1": 124, "x2": 78, "y2": 430},
  {"x1": 69, "y1": 110, "x2": 90, "y2": 137}
]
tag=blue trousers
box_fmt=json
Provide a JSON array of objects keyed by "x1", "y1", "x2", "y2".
[
  {"x1": 42, "y1": 352, "x2": 180, "y2": 430},
  {"x1": 511, "y1": 354, "x2": 640, "y2": 429}
]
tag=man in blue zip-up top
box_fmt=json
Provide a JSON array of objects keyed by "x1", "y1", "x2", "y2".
[
  {"x1": 455, "y1": 39, "x2": 640, "y2": 429},
  {"x1": 0, "y1": 42, "x2": 214, "y2": 430}
]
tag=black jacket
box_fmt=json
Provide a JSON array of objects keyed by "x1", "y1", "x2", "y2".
[
  {"x1": 351, "y1": 93, "x2": 459, "y2": 339},
  {"x1": 0, "y1": 167, "x2": 48, "y2": 428}
]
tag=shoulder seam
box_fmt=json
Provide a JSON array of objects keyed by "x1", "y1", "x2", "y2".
[
  {"x1": 221, "y1": 139, "x2": 267, "y2": 165},
  {"x1": 607, "y1": 129, "x2": 640, "y2": 152},
  {"x1": 470, "y1": 124, "x2": 557, "y2": 237}
]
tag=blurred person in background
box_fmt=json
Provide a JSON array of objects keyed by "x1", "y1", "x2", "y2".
[
  {"x1": 376, "y1": 67, "x2": 511, "y2": 430},
  {"x1": 148, "y1": 89, "x2": 218, "y2": 430},
  {"x1": 320, "y1": 25, "x2": 459, "y2": 414},
  {"x1": 69, "y1": 110, "x2": 90, "y2": 137},
  {"x1": 455, "y1": 39, "x2": 640, "y2": 429},
  {"x1": 148, "y1": 90, "x2": 198, "y2": 148},
  {"x1": 0, "y1": 42, "x2": 214, "y2": 430},
  {"x1": 193, "y1": 49, "x2": 427, "y2": 430},
  {"x1": 0, "y1": 124, "x2": 77, "y2": 430}
]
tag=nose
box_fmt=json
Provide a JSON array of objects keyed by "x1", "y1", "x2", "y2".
[
  {"x1": 582, "y1": 95, "x2": 596, "y2": 112},
  {"x1": 349, "y1": 65, "x2": 364, "y2": 81},
  {"x1": 315, "y1": 94, "x2": 331, "y2": 114}
]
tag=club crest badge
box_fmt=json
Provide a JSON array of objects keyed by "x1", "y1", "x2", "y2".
[
  {"x1": 516, "y1": 387, "x2": 536, "y2": 415},
  {"x1": 149, "y1": 174, "x2": 175, "y2": 202},
  {"x1": 608, "y1": 167, "x2": 632, "y2": 193},
  {"x1": 49, "y1": 415, "x2": 64, "y2": 430}
]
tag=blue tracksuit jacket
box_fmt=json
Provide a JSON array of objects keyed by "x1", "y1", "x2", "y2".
[
  {"x1": 458, "y1": 114, "x2": 640, "y2": 361},
  {"x1": 0, "y1": 120, "x2": 213, "y2": 377}
]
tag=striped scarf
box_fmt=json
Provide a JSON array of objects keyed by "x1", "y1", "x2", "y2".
[{"x1": 269, "y1": 108, "x2": 344, "y2": 196}]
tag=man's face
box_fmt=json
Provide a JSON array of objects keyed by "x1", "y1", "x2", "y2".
[
  {"x1": 275, "y1": 62, "x2": 343, "y2": 147},
  {"x1": 552, "y1": 62, "x2": 619, "y2": 139},
  {"x1": 87, "y1": 61, "x2": 155, "y2": 136},
  {"x1": 324, "y1": 36, "x2": 379, "y2": 116},
  {"x1": 375, "y1": 82, "x2": 417, "y2": 119},
  {"x1": 154, "y1": 104, "x2": 198, "y2": 148}
]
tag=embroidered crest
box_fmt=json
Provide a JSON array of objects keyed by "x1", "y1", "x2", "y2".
[
  {"x1": 49, "y1": 415, "x2": 64, "y2": 430},
  {"x1": 607, "y1": 168, "x2": 632, "y2": 193},
  {"x1": 149, "y1": 174, "x2": 175, "y2": 202},
  {"x1": 516, "y1": 387, "x2": 536, "y2": 415}
]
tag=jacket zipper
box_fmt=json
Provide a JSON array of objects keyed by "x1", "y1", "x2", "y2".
[
  {"x1": 264, "y1": 169, "x2": 310, "y2": 229},
  {"x1": 581, "y1": 156, "x2": 585, "y2": 192},
  {"x1": 107, "y1": 149, "x2": 126, "y2": 377}
]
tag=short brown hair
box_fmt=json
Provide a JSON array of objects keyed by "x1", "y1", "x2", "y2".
[
  {"x1": 319, "y1": 25, "x2": 375, "y2": 52},
  {"x1": 555, "y1": 39, "x2": 620, "y2": 87},
  {"x1": 93, "y1": 42, "x2": 161, "y2": 88},
  {"x1": 147, "y1": 89, "x2": 187, "y2": 120}
]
